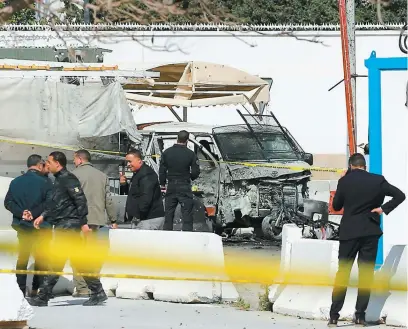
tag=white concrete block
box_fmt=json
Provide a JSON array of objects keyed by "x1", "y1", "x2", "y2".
[
  {"x1": 0, "y1": 269, "x2": 34, "y2": 322},
  {"x1": 328, "y1": 180, "x2": 338, "y2": 191},
  {"x1": 116, "y1": 279, "x2": 222, "y2": 303},
  {"x1": 289, "y1": 239, "x2": 359, "y2": 285},
  {"x1": 115, "y1": 279, "x2": 154, "y2": 300},
  {"x1": 307, "y1": 180, "x2": 330, "y2": 202},
  {"x1": 268, "y1": 224, "x2": 302, "y2": 304},
  {"x1": 221, "y1": 282, "x2": 239, "y2": 302},
  {"x1": 272, "y1": 285, "x2": 387, "y2": 321},
  {"x1": 152, "y1": 281, "x2": 222, "y2": 303},
  {"x1": 271, "y1": 233, "x2": 407, "y2": 325},
  {"x1": 103, "y1": 230, "x2": 227, "y2": 303}
]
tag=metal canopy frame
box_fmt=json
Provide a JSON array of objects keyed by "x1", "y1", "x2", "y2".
[{"x1": 364, "y1": 51, "x2": 408, "y2": 269}]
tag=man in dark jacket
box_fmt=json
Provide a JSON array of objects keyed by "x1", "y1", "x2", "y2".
[
  {"x1": 328, "y1": 153, "x2": 406, "y2": 327},
  {"x1": 159, "y1": 130, "x2": 200, "y2": 231},
  {"x1": 120, "y1": 149, "x2": 165, "y2": 230},
  {"x1": 28, "y1": 151, "x2": 107, "y2": 307},
  {"x1": 4, "y1": 154, "x2": 53, "y2": 297}
]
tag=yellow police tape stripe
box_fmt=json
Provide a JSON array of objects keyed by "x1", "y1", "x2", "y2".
[
  {"x1": 0, "y1": 64, "x2": 119, "y2": 71},
  {"x1": 1, "y1": 269, "x2": 403, "y2": 292},
  {"x1": 0, "y1": 136, "x2": 344, "y2": 173},
  {"x1": 147, "y1": 155, "x2": 344, "y2": 173},
  {"x1": 0, "y1": 138, "x2": 125, "y2": 156},
  {"x1": 0, "y1": 238, "x2": 405, "y2": 291}
]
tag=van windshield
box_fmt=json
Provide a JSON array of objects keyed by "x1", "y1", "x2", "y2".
[{"x1": 214, "y1": 132, "x2": 300, "y2": 161}]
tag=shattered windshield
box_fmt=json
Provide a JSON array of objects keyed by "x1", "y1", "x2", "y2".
[{"x1": 214, "y1": 132, "x2": 300, "y2": 161}]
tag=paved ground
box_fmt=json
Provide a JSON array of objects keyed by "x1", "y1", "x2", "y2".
[
  {"x1": 223, "y1": 237, "x2": 280, "y2": 310},
  {"x1": 29, "y1": 296, "x2": 382, "y2": 329}
]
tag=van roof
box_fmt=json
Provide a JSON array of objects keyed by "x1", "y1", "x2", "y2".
[{"x1": 140, "y1": 122, "x2": 215, "y2": 134}]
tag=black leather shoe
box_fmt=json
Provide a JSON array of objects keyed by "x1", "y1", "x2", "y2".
[
  {"x1": 355, "y1": 315, "x2": 367, "y2": 327},
  {"x1": 327, "y1": 318, "x2": 338, "y2": 327},
  {"x1": 28, "y1": 296, "x2": 48, "y2": 307},
  {"x1": 82, "y1": 291, "x2": 108, "y2": 306}
]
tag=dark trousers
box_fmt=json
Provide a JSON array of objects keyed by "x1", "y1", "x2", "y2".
[
  {"x1": 73, "y1": 225, "x2": 109, "y2": 293},
  {"x1": 16, "y1": 228, "x2": 52, "y2": 295},
  {"x1": 38, "y1": 229, "x2": 104, "y2": 300},
  {"x1": 163, "y1": 183, "x2": 194, "y2": 231},
  {"x1": 330, "y1": 235, "x2": 379, "y2": 320}
]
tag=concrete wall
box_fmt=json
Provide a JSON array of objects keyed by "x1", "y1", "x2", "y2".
[
  {"x1": 0, "y1": 28, "x2": 404, "y2": 157},
  {"x1": 381, "y1": 71, "x2": 408, "y2": 259}
]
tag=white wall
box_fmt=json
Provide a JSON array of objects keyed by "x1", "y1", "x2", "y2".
[
  {"x1": 0, "y1": 29, "x2": 405, "y2": 155},
  {"x1": 381, "y1": 71, "x2": 408, "y2": 257}
]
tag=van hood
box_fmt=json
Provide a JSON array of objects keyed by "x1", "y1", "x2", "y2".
[{"x1": 225, "y1": 160, "x2": 311, "y2": 181}]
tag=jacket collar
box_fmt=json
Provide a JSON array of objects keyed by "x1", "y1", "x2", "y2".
[
  {"x1": 77, "y1": 162, "x2": 93, "y2": 168},
  {"x1": 26, "y1": 168, "x2": 42, "y2": 175},
  {"x1": 132, "y1": 162, "x2": 146, "y2": 176},
  {"x1": 54, "y1": 167, "x2": 68, "y2": 178}
]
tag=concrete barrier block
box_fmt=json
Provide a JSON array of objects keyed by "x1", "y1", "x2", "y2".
[
  {"x1": 115, "y1": 279, "x2": 154, "y2": 299},
  {"x1": 308, "y1": 180, "x2": 330, "y2": 202},
  {"x1": 103, "y1": 229, "x2": 226, "y2": 303},
  {"x1": 152, "y1": 281, "x2": 222, "y2": 303},
  {"x1": 272, "y1": 285, "x2": 387, "y2": 321},
  {"x1": 116, "y1": 279, "x2": 222, "y2": 303},
  {"x1": 0, "y1": 270, "x2": 34, "y2": 322},
  {"x1": 289, "y1": 239, "x2": 359, "y2": 285},
  {"x1": 273, "y1": 285, "x2": 355, "y2": 320},
  {"x1": 271, "y1": 229, "x2": 406, "y2": 324},
  {"x1": 269, "y1": 224, "x2": 302, "y2": 304},
  {"x1": 328, "y1": 180, "x2": 338, "y2": 191}
]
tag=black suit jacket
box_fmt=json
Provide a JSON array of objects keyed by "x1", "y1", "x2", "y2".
[
  {"x1": 120, "y1": 163, "x2": 165, "y2": 221},
  {"x1": 333, "y1": 169, "x2": 406, "y2": 240}
]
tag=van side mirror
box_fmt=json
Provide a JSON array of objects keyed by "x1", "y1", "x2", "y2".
[{"x1": 303, "y1": 153, "x2": 313, "y2": 166}]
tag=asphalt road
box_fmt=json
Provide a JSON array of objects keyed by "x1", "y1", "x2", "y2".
[
  {"x1": 223, "y1": 237, "x2": 281, "y2": 310},
  {"x1": 28, "y1": 296, "x2": 377, "y2": 329}
]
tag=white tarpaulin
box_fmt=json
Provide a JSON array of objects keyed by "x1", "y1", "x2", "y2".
[
  {"x1": 124, "y1": 61, "x2": 270, "y2": 112},
  {"x1": 0, "y1": 77, "x2": 141, "y2": 146}
]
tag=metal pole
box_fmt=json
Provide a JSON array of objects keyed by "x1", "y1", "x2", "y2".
[
  {"x1": 338, "y1": 0, "x2": 357, "y2": 158},
  {"x1": 346, "y1": 0, "x2": 357, "y2": 150},
  {"x1": 84, "y1": 0, "x2": 90, "y2": 24},
  {"x1": 183, "y1": 106, "x2": 188, "y2": 122}
]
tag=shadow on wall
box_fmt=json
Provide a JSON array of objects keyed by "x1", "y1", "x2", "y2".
[{"x1": 366, "y1": 245, "x2": 407, "y2": 321}]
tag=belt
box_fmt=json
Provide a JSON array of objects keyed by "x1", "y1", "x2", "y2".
[{"x1": 168, "y1": 179, "x2": 190, "y2": 184}]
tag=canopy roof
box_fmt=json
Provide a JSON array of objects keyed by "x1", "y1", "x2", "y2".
[{"x1": 124, "y1": 61, "x2": 271, "y2": 112}]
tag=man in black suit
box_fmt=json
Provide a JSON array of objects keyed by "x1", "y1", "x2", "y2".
[
  {"x1": 120, "y1": 149, "x2": 165, "y2": 229},
  {"x1": 328, "y1": 153, "x2": 405, "y2": 327}
]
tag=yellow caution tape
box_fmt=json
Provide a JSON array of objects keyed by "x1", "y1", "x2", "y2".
[
  {"x1": 0, "y1": 137, "x2": 345, "y2": 173},
  {"x1": 0, "y1": 268, "x2": 403, "y2": 291},
  {"x1": 0, "y1": 64, "x2": 118, "y2": 71},
  {"x1": 147, "y1": 154, "x2": 345, "y2": 174},
  {"x1": 0, "y1": 236, "x2": 405, "y2": 291},
  {"x1": 0, "y1": 137, "x2": 125, "y2": 156}
]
